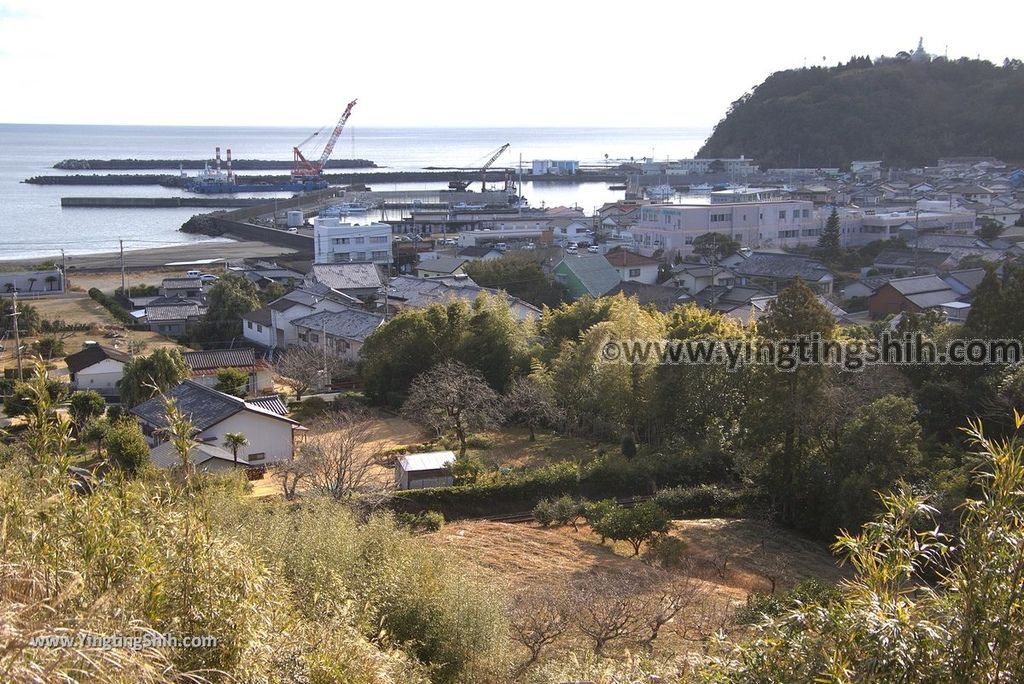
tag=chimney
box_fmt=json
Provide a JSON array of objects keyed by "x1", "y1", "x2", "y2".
[
  {"x1": 215, "y1": 146, "x2": 222, "y2": 175},
  {"x1": 226, "y1": 148, "x2": 233, "y2": 182}
]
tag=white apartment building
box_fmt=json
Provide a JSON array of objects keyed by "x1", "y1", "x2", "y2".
[
  {"x1": 313, "y1": 217, "x2": 392, "y2": 266},
  {"x1": 632, "y1": 200, "x2": 817, "y2": 258},
  {"x1": 659, "y1": 157, "x2": 757, "y2": 177}
]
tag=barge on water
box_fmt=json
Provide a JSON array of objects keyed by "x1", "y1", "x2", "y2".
[{"x1": 184, "y1": 147, "x2": 327, "y2": 194}]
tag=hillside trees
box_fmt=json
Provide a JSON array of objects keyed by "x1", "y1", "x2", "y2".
[{"x1": 118, "y1": 348, "x2": 189, "y2": 407}]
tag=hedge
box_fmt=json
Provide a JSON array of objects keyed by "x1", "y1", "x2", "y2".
[
  {"x1": 389, "y1": 452, "x2": 747, "y2": 521},
  {"x1": 88, "y1": 288, "x2": 140, "y2": 327}
]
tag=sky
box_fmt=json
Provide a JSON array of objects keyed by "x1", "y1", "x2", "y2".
[{"x1": 0, "y1": 0, "x2": 1020, "y2": 129}]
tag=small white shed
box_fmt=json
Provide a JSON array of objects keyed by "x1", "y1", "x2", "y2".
[{"x1": 395, "y1": 450, "x2": 456, "y2": 490}]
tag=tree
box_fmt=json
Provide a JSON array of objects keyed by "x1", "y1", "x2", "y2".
[
  {"x1": 691, "y1": 232, "x2": 740, "y2": 265},
  {"x1": 621, "y1": 434, "x2": 637, "y2": 459},
  {"x1": 118, "y1": 348, "x2": 189, "y2": 407},
  {"x1": 68, "y1": 389, "x2": 105, "y2": 434},
  {"x1": 590, "y1": 501, "x2": 671, "y2": 556},
  {"x1": 503, "y1": 374, "x2": 562, "y2": 441},
  {"x1": 3, "y1": 378, "x2": 67, "y2": 418},
  {"x1": 275, "y1": 344, "x2": 344, "y2": 401},
  {"x1": 33, "y1": 335, "x2": 65, "y2": 360},
  {"x1": 0, "y1": 299, "x2": 38, "y2": 336},
  {"x1": 80, "y1": 417, "x2": 109, "y2": 459},
  {"x1": 214, "y1": 368, "x2": 249, "y2": 398},
  {"x1": 222, "y1": 432, "x2": 248, "y2": 466},
  {"x1": 509, "y1": 589, "x2": 569, "y2": 671},
  {"x1": 964, "y1": 267, "x2": 1003, "y2": 336},
  {"x1": 817, "y1": 207, "x2": 841, "y2": 258},
  {"x1": 568, "y1": 574, "x2": 640, "y2": 654},
  {"x1": 463, "y1": 255, "x2": 565, "y2": 308},
  {"x1": 697, "y1": 416, "x2": 1024, "y2": 682},
  {"x1": 195, "y1": 274, "x2": 261, "y2": 346},
  {"x1": 402, "y1": 361, "x2": 504, "y2": 457},
  {"x1": 708, "y1": 159, "x2": 725, "y2": 173},
  {"x1": 977, "y1": 217, "x2": 1005, "y2": 241},
  {"x1": 301, "y1": 412, "x2": 386, "y2": 499},
  {"x1": 832, "y1": 394, "x2": 922, "y2": 530},
  {"x1": 105, "y1": 418, "x2": 150, "y2": 476}
]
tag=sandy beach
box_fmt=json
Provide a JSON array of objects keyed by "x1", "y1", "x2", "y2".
[{"x1": 0, "y1": 239, "x2": 303, "y2": 272}]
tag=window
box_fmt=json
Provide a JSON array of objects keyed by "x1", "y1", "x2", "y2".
[
  {"x1": 628, "y1": 268, "x2": 641, "y2": 278},
  {"x1": 248, "y1": 453, "x2": 265, "y2": 463},
  {"x1": 711, "y1": 213, "x2": 730, "y2": 223},
  {"x1": 310, "y1": 333, "x2": 319, "y2": 343},
  {"x1": 802, "y1": 209, "x2": 810, "y2": 218},
  {"x1": 247, "y1": 321, "x2": 252, "y2": 329},
  {"x1": 369, "y1": 235, "x2": 388, "y2": 244},
  {"x1": 779, "y1": 210, "x2": 787, "y2": 221},
  {"x1": 257, "y1": 324, "x2": 263, "y2": 333},
  {"x1": 354, "y1": 236, "x2": 365, "y2": 244}
]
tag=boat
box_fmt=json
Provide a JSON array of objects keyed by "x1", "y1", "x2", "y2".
[
  {"x1": 320, "y1": 201, "x2": 372, "y2": 217},
  {"x1": 608, "y1": 183, "x2": 627, "y2": 191},
  {"x1": 688, "y1": 183, "x2": 713, "y2": 192},
  {"x1": 452, "y1": 202, "x2": 485, "y2": 211},
  {"x1": 646, "y1": 184, "x2": 674, "y2": 200}
]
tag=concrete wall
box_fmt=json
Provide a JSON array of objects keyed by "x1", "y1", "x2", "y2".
[
  {"x1": 72, "y1": 358, "x2": 125, "y2": 394},
  {"x1": 199, "y1": 410, "x2": 295, "y2": 464}
]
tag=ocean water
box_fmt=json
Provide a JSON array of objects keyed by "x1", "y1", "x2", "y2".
[{"x1": 0, "y1": 124, "x2": 709, "y2": 260}]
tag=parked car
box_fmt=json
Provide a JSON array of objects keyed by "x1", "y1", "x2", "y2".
[
  {"x1": 185, "y1": 270, "x2": 202, "y2": 278},
  {"x1": 587, "y1": 245, "x2": 600, "y2": 253},
  {"x1": 199, "y1": 274, "x2": 218, "y2": 282},
  {"x1": 567, "y1": 242, "x2": 579, "y2": 250},
  {"x1": 566, "y1": 247, "x2": 579, "y2": 255},
  {"x1": 495, "y1": 242, "x2": 508, "y2": 251},
  {"x1": 522, "y1": 242, "x2": 536, "y2": 251}
]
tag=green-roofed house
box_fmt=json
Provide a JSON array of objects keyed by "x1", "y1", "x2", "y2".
[{"x1": 552, "y1": 254, "x2": 622, "y2": 300}]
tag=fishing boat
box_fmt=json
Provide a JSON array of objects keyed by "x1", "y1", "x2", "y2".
[
  {"x1": 688, "y1": 183, "x2": 713, "y2": 192},
  {"x1": 646, "y1": 184, "x2": 674, "y2": 200},
  {"x1": 320, "y1": 201, "x2": 372, "y2": 217}
]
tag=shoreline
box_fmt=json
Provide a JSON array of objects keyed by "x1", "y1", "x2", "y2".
[{"x1": 0, "y1": 238, "x2": 303, "y2": 272}]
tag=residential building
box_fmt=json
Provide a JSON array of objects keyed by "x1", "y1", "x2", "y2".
[
  {"x1": 131, "y1": 380, "x2": 302, "y2": 465},
  {"x1": 160, "y1": 277, "x2": 204, "y2": 299},
  {"x1": 942, "y1": 268, "x2": 989, "y2": 297},
  {"x1": 456, "y1": 246, "x2": 503, "y2": 262},
  {"x1": 313, "y1": 217, "x2": 392, "y2": 266},
  {"x1": 417, "y1": 256, "x2": 469, "y2": 278},
  {"x1": 385, "y1": 274, "x2": 541, "y2": 322},
  {"x1": 632, "y1": 200, "x2": 817, "y2": 258},
  {"x1": 604, "y1": 281, "x2": 692, "y2": 312},
  {"x1": 145, "y1": 301, "x2": 205, "y2": 336},
  {"x1": 871, "y1": 249, "x2": 955, "y2": 276},
  {"x1": 658, "y1": 157, "x2": 757, "y2": 176},
  {"x1": 306, "y1": 262, "x2": 384, "y2": 300},
  {"x1": 868, "y1": 275, "x2": 960, "y2": 319},
  {"x1": 149, "y1": 441, "x2": 248, "y2": 473},
  {"x1": 290, "y1": 307, "x2": 385, "y2": 364},
  {"x1": 721, "y1": 251, "x2": 835, "y2": 295},
  {"x1": 395, "y1": 451, "x2": 456, "y2": 489},
  {"x1": 181, "y1": 348, "x2": 273, "y2": 396},
  {"x1": 64, "y1": 344, "x2": 130, "y2": 398},
  {"x1": 603, "y1": 249, "x2": 661, "y2": 284},
  {"x1": 552, "y1": 255, "x2": 621, "y2": 299},
  {"x1": 531, "y1": 160, "x2": 579, "y2": 176},
  {"x1": 671, "y1": 264, "x2": 738, "y2": 294},
  {"x1": 243, "y1": 285, "x2": 360, "y2": 351}
]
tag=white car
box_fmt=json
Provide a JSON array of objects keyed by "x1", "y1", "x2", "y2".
[
  {"x1": 522, "y1": 242, "x2": 536, "y2": 251},
  {"x1": 565, "y1": 247, "x2": 579, "y2": 255},
  {"x1": 199, "y1": 274, "x2": 218, "y2": 282},
  {"x1": 587, "y1": 245, "x2": 600, "y2": 253},
  {"x1": 185, "y1": 270, "x2": 202, "y2": 278}
]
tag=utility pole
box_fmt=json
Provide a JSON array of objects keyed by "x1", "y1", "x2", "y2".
[
  {"x1": 321, "y1": 317, "x2": 328, "y2": 391},
  {"x1": 119, "y1": 239, "x2": 126, "y2": 295},
  {"x1": 11, "y1": 289, "x2": 23, "y2": 381},
  {"x1": 60, "y1": 249, "x2": 67, "y2": 292}
]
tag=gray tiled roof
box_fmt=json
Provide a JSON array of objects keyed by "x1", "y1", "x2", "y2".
[
  {"x1": 161, "y1": 278, "x2": 203, "y2": 289},
  {"x1": 145, "y1": 303, "x2": 204, "y2": 322},
  {"x1": 731, "y1": 252, "x2": 833, "y2": 281},
  {"x1": 131, "y1": 380, "x2": 296, "y2": 432},
  {"x1": 291, "y1": 307, "x2": 384, "y2": 342},
  {"x1": 150, "y1": 441, "x2": 242, "y2": 469},
  {"x1": 386, "y1": 275, "x2": 541, "y2": 321},
  {"x1": 245, "y1": 395, "x2": 289, "y2": 416},
  {"x1": 244, "y1": 306, "x2": 273, "y2": 326},
  {"x1": 182, "y1": 348, "x2": 258, "y2": 372},
  {"x1": 418, "y1": 256, "x2": 468, "y2": 275},
  {"x1": 310, "y1": 262, "x2": 383, "y2": 290}
]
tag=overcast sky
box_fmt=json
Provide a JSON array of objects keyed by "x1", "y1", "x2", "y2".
[{"x1": 0, "y1": 1, "x2": 1018, "y2": 129}]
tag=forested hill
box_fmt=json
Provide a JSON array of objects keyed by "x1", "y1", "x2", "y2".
[{"x1": 697, "y1": 57, "x2": 1024, "y2": 169}]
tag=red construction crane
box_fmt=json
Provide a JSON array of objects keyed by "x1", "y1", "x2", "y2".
[
  {"x1": 292, "y1": 99, "x2": 358, "y2": 180},
  {"x1": 449, "y1": 143, "x2": 510, "y2": 191}
]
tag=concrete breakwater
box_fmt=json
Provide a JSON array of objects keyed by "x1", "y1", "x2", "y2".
[
  {"x1": 61, "y1": 197, "x2": 269, "y2": 208},
  {"x1": 53, "y1": 158, "x2": 377, "y2": 170},
  {"x1": 26, "y1": 170, "x2": 513, "y2": 187}
]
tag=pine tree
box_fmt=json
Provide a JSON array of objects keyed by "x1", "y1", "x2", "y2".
[
  {"x1": 965, "y1": 267, "x2": 1003, "y2": 337},
  {"x1": 817, "y1": 208, "x2": 841, "y2": 258}
]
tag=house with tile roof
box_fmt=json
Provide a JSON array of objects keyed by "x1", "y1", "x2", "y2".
[
  {"x1": 603, "y1": 249, "x2": 661, "y2": 284},
  {"x1": 64, "y1": 344, "x2": 132, "y2": 398},
  {"x1": 416, "y1": 256, "x2": 469, "y2": 279},
  {"x1": 306, "y1": 262, "x2": 384, "y2": 300},
  {"x1": 385, "y1": 274, "x2": 541, "y2": 322},
  {"x1": 868, "y1": 275, "x2": 961, "y2": 319},
  {"x1": 721, "y1": 251, "x2": 835, "y2": 295},
  {"x1": 291, "y1": 307, "x2": 386, "y2": 363},
  {"x1": 181, "y1": 348, "x2": 273, "y2": 395},
  {"x1": 144, "y1": 300, "x2": 206, "y2": 336},
  {"x1": 243, "y1": 286, "x2": 361, "y2": 351},
  {"x1": 131, "y1": 380, "x2": 302, "y2": 465}
]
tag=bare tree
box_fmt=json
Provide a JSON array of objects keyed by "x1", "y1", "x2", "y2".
[
  {"x1": 275, "y1": 345, "x2": 345, "y2": 401},
  {"x1": 509, "y1": 588, "x2": 570, "y2": 672},
  {"x1": 504, "y1": 375, "x2": 564, "y2": 442},
  {"x1": 569, "y1": 574, "x2": 640, "y2": 655},
  {"x1": 634, "y1": 573, "x2": 705, "y2": 648},
  {"x1": 271, "y1": 457, "x2": 312, "y2": 500},
  {"x1": 302, "y1": 412, "x2": 388, "y2": 499},
  {"x1": 402, "y1": 360, "x2": 504, "y2": 457}
]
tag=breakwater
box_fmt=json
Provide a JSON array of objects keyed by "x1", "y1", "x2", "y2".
[
  {"x1": 25, "y1": 170, "x2": 513, "y2": 187},
  {"x1": 61, "y1": 197, "x2": 269, "y2": 208},
  {"x1": 54, "y1": 158, "x2": 377, "y2": 170}
]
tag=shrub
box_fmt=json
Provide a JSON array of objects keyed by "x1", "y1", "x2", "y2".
[
  {"x1": 653, "y1": 484, "x2": 754, "y2": 518},
  {"x1": 105, "y1": 418, "x2": 151, "y2": 476},
  {"x1": 533, "y1": 499, "x2": 557, "y2": 527},
  {"x1": 590, "y1": 501, "x2": 671, "y2": 556},
  {"x1": 33, "y1": 335, "x2": 65, "y2": 359},
  {"x1": 88, "y1": 287, "x2": 138, "y2": 326},
  {"x1": 735, "y1": 578, "x2": 843, "y2": 625},
  {"x1": 396, "y1": 510, "x2": 446, "y2": 533},
  {"x1": 642, "y1": 534, "x2": 689, "y2": 569},
  {"x1": 464, "y1": 433, "x2": 494, "y2": 449},
  {"x1": 621, "y1": 434, "x2": 637, "y2": 459}
]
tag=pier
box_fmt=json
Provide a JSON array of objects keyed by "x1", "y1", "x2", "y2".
[{"x1": 61, "y1": 197, "x2": 270, "y2": 208}]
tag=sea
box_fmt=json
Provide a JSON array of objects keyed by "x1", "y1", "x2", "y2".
[{"x1": 0, "y1": 124, "x2": 709, "y2": 260}]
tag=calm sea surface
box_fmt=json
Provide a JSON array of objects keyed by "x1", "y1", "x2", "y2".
[{"x1": 0, "y1": 124, "x2": 709, "y2": 260}]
